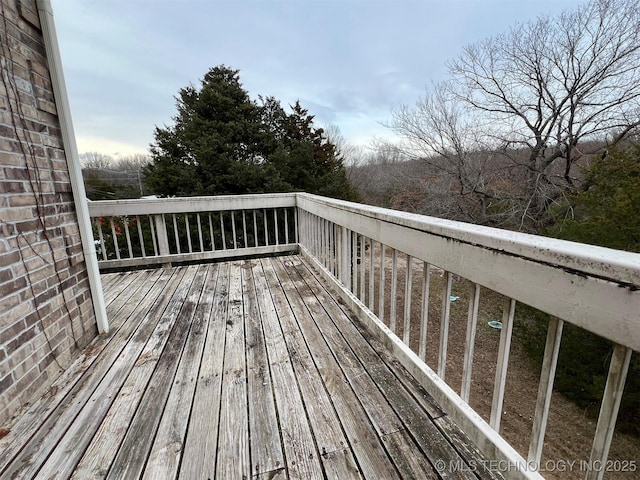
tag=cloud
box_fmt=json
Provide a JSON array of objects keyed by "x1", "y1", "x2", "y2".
[{"x1": 54, "y1": 0, "x2": 588, "y2": 154}]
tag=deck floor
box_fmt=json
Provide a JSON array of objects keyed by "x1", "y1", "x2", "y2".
[{"x1": 0, "y1": 255, "x2": 501, "y2": 479}]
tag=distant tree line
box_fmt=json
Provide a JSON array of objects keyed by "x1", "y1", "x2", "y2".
[{"x1": 81, "y1": 152, "x2": 150, "y2": 200}]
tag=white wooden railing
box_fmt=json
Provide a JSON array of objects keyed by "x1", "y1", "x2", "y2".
[
  {"x1": 87, "y1": 193, "x2": 298, "y2": 269},
  {"x1": 88, "y1": 192, "x2": 640, "y2": 480}
]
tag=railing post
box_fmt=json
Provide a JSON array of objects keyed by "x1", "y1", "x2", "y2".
[
  {"x1": 438, "y1": 271, "x2": 453, "y2": 379},
  {"x1": 490, "y1": 298, "x2": 516, "y2": 432},
  {"x1": 461, "y1": 283, "x2": 481, "y2": 403},
  {"x1": 342, "y1": 228, "x2": 351, "y2": 288},
  {"x1": 336, "y1": 225, "x2": 343, "y2": 283},
  {"x1": 528, "y1": 317, "x2": 563, "y2": 465},
  {"x1": 585, "y1": 344, "x2": 632, "y2": 480},
  {"x1": 153, "y1": 214, "x2": 172, "y2": 268}
]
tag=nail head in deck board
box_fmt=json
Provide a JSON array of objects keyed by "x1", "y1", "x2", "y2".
[
  {"x1": 179, "y1": 262, "x2": 230, "y2": 480},
  {"x1": 142, "y1": 264, "x2": 220, "y2": 480},
  {"x1": 321, "y1": 448, "x2": 363, "y2": 479},
  {"x1": 215, "y1": 261, "x2": 251, "y2": 479},
  {"x1": 242, "y1": 260, "x2": 286, "y2": 475},
  {"x1": 0, "y1": 268, "x2": 180, "y2": 479},
  {"x1": 40, "y1": 266, "x2": 199, "y2": 479},
  {"x1": 252, "y1": 259, "x2": 325, "y2": 480}
]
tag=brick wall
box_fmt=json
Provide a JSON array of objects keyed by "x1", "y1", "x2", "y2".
[{"x1": 0, "y1": 0, "x2": 97, "y2": 426}]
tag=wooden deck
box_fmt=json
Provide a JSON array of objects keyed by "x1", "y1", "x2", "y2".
[{"x1": 0, "y1": 255, "x2": 503, "y2": 479}]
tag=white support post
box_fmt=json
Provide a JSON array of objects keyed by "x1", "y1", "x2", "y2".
[
  {"x1": 332, "y1": 225, "x2": 338, "y2": 279},
  {"x1": 149, "y1": 215, "x2": 158, "y2": 256},
  {"x1": 585, "y1": 344, "x2": 632, "y2": 480},
  {"x1": 321, "y1": 219, "x2": 325, "y2": 269},
  {"x1": 438, "y1": 271, "x2": 453, "y2": 379},
  {"x1": 403, "y1": 254, "x2": 413, "y2": 345},
  {"x1": 528, "y1": 317, "x2": 563, "y2": 465},
  {"x1": 461, "y1": 283, "x2": 481, "y2": 402},
  {"x1": 252, "y1": 210, "x2": 258, "y2": 247},
  {"x1": 185, "y1": 214, "x2": 193, "y2": 253},
  {"x1": 342, "y1": 228, "x2": 352, "y2": 288},
  {"x1": 368, "y1": 238, "x2": 374, "y2": 310},
  {"x1": 273, "y1": 209, "x2": 279, "y2": 245},
  {"x1": 419, "y1": 262, "x2": 430, "y2": 361},
  {"x1": 241, "y1": 211, "x2": 247, "y2": 248},
  {"x1": 352, "y1": 231, "x2": 358, "y2": 293},
  {"x1": 231, "y1": 211, "x2": 238, "y2": 249},
  {"x1": 378, "y1": 243, "x2": 386, "y2": 321},
  {"x1": 136, "y1": 216, "x2": 146, "y2": 258},
  {"x1": 97, "y1": 223, "x2": 107, "y2": 261},
  {"x1": 197, "y1": 213, "x2": 204, "y2": 251},
  {"x1": 284, "y1": 209, "x2": 289, "y2": 244},
  {"x1": 124, "y1": 220, "x2": 133, "y2": 258},
  {"x1": 110, "y1": 218, "x2": 120, "y2": 260},
  {"x1": 359, "y1": 235, "x2": 366, "y2": 301},
  {"x1": 490, "y1": 298, "x2": 516, "y2": 432},
  {"x1": 390, "y1": 249, "x2": 398, "y2": 333},
  {"x1": 173, "y1": 214, "x2": 181, "y2": 254},
  {"x1": 154, "y1": 214, "x2": 171, "y2": 268}
]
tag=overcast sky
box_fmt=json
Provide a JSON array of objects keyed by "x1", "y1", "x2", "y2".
[{"x1": 53, "y1": 0, "x2": 587, "y2": 157}]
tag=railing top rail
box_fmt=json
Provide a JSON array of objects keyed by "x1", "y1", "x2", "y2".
[
  {"x1": 296, "y1": 193, "x2": 640, "y2": 288},
  {"x1": 88, "y1": 192, "x2": 297, "y2": 216}
]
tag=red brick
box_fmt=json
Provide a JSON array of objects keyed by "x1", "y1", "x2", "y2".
[{"x1": 0, "y1": 0, "x2": 96, "y2": 427}]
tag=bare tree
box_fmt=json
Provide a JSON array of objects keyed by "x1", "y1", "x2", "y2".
[
  {"x1": 391, "y1": 0, "x2": 640, "y2": 230},
  {"x1": 324, "y1": 125, "x2": 367, "y2": 167},
  {"x1": 81, "y1": 152, "x2": 151, "y2": 198},
  {"x1": 79, "y1": 152, "x2": 114, "y2": 169},
  {"x1": 114, "y1": 153, "x2": 151, "y2": 173}
]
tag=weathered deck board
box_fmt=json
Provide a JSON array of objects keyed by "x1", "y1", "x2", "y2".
[
  {"x1": 260, "y1": 259, "x2": 360, "y2": 478},
  {"x1": 142, "y1": 264, "x2": 219, "y2": 479},
  {"x1": 0, "y1": 268, "x2": 177, "y2": 479},
  {"x1": 0, "y1": 255, "x2": 504, "y2": 480},
  {"x1": 265, "y1": 258, "x2": 401, "y2": 479},
  {"x1": 286, "y1": 257, "x2": 478, "y2": 480},
  {"x1": 252, "y1": 259, "x2": 325, "y2": 479},
  {"x1": 0, "y1": 268, "x2": 165, "y2": 475},
  {"x1": 106, "y1": 265, "x2": 204, "y2": 479},
  {"x1": 178, "y1": 262, "x2": 229, "y2": 479},
  {"x1": 243, "y1": 261, "x2": 285, "y2": 476},
  {"x1": 215, "y1": 261, "x2": 250, "y2": 478},
  {"x1": 261, "y1": 258, "x2": 350, "y2": 452},
  {"x1": 37, "y1": 267, "x2": 196, "y2": 479}
]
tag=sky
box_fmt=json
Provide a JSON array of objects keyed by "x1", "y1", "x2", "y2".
[{"x1": 53, "y1": 0, "x2": 588, "y2": 157}]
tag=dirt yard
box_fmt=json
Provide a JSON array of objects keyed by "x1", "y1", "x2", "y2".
[{"x1": 351, "y1": 244, "x2": 639, "y2": 480}]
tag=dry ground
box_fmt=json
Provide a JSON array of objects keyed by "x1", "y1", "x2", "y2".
[{"x1": 349, "y1": 244, "x2": 639, "y2": 480}]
